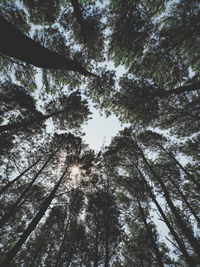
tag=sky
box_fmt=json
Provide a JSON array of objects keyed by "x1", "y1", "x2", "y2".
[
  {"x1": 82, "y1": 107, "x2": 124, "y2": 151},
  {"x1": 81, "y1": 61, "x2": 127, "y2": 151}
]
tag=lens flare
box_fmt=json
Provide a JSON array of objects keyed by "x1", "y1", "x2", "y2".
[{"x1": 70, "y1": 166, "x2": 80, "y2": 176}]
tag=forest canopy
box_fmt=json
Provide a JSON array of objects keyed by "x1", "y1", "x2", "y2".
[{"x1": 0, "y1": 0, "x2": 200, "y2": 266}]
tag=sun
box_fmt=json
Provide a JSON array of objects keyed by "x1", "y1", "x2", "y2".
[
  {"x1": 70, "y1": 166, "x2": 80, "y2": 176},
  {"x1": 68, "y1": 164, "x2": 89, "y2": 188}
]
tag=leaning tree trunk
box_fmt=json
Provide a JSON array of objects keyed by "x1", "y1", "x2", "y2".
[
  {"x1": 0, "y1": 110, "x2": 62, "y2": 133},
  {"x1": 138, "y1": 146, "x2": 200, "y2": 256},
  {"x1": 163, "y1": 82, "x2": 200, "y2": 97},
  {"x1": 0, "y1": 155, "x2": 43, "y2": 195},
  {"x1": 137, "y1": 199, "x2": 164, "y2": 267},
  {"x1": 30, "y1": 226, "x2": 53, "y2": 267},
  {"x1": 160, "y1": 146, "x2": 200, "y2": 191},
  {"x1": 0, "y1": 154, "x2": 53, "y2": 228},
  {"x1": 93, "y1": 216, "x2": 99, "y2": 267},
  {"x1": 164, "y1": 171, "x2": 200, "y2": 226},
  {"x1": 55, "y1": 212, "x2": 73, "y2": 267},
  {"x1": 0, "y1": 15, "x2": 97, "y2": 77},
  {"x1": 104, "y1": 210, "x2": 110, "y2": 267},
  {"x1": 0, "y1": 167, "x2": 68, "y2": 267},
  {"x1": 70, "y1": 0, "x2": 88, "y2": 43},
  {"x1": 133, "y1": 162, "x2": 195, "y2": 267}
]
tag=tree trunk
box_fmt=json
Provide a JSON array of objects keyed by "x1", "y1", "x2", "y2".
[
  {"x1": 30, "y1": 227, "x2": 52, "y2": 267},
  {"x1": 0, "y1": 110, "x2": 61, "y2": 133},
  {"x1": 165, "y1": 172, "x2": 200, "y2": 226},
  {"x1": 161, "y1": 146, "x2": 200, "y2": 191},
  {"x1": 93, "y1": 217, "x2": 99, "y2": 267},
  {"x1": 0, "y1": 15, "x2": 97, "y2": 77},
  {"x1": 0, "y1": 154, "x2": 53, "y2": 228},
  {"x1": 0, "y1": 167, "x2": 68, "y2": 267},
  {"x1": 104, "y1": 213, "x2": 110, "y2": 267},
  {"x1": 133, "y1": 162, "x2": 195, "y2": 267},
  {"x1": 137, "y1": 199, "x2": 164, "y2": 267},
  {"x1": 164, "y1": 82, "x2": 200, "y2": 97},
  {"x1": 55, "y1": 213, "x2": 72, "y2": 267},
  {"x1": 0, "y1": 155, "x2": 43, "y2": 195},
  {"x1": 70, "y1": 0, "x2": 86, "y2": 42},
  {"x1": 70, "y1": 0, "x2": 84, "y2": 27},
  {"x1": 138, "y1": 146, "x2": 200, "y2": 256}
]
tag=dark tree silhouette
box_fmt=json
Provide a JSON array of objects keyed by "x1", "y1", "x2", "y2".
[{"x1": 0, "y1": 15, "x2": 97, "y2": 77}]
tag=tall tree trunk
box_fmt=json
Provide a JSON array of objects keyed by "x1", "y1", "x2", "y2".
[
  {"x1": 93, "y1": 217, "x2": 99, "y2": 267},
  {"x1": 163, "y1": 82, "x2": 200, "y2": 97},
  {"x1": 30, "y1": 227, "x2": 52, "y2": 267},
  {"x1": 160, "y1": 146, "x2": 200, "y2": 191},
  {"x1": 70, "y1": 0, "x2": 84, "y2": 27},
  {"x1": 0, "y1": 110, "x2": 61, "y2": 133},
  {"x1": 0, "y1": 167, "x2": 68, "y2": 267},
  {"x1": 104, "y1": 212, "x2": 110, "y2": 267},
  {"x1": 55, "y1": 213, "x2": 72, "y2": 267},
  {"x1": 70, "y1": 0, "x2": 87, "y2": 42},
  {"x1": 0, "y1": 155, "x2": 43, "y2": 195},
  {"x1": 137, "y1": 199, "x2": 164, "y2": 267},
  {"x1": 138, "y1": 146, "x2": 200, "y2": 256},
  {"x1": 165, "y1": 172, "x2": 200, "y2": 226},
  {"x1": 0, "y1": 15, "x2": 97, "y2": 77},
  {"x1": 133, "y1": 162, "x2": 195, "y2": 267},
  {"x1": 0, "y1": 154, "x2": 53, "y2": 228}
]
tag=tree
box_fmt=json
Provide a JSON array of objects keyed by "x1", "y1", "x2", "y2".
[
  {"x1": 0, "y1": 14, "x2": 97, "y2": 77},
  {"x1": 0, "y1": 154, "x2": 43, "y2": 195},
  {"x1": 0, "y1": 153, "x2": 53, "y2": 228},
  {"x1": 0, "y1": 90, "x2": 90, "y2": 133},
  {"x1": 85, "y1": 178, "x2": 121, "y2": 267},
  {"x1": 104, "y1": 128, "x2": 199, "y2": 266}
]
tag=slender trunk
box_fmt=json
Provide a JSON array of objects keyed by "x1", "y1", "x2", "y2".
[
  {"x1": 30, "y1": 227, "x2": 52, "y2": 267},
  {"x1": 0, "y1": 154, "x2": 53, "y2": 228},
  {"x1": 161, "y1": 146, "x2": 200, "y2": 191},
  {"x1": 0, "y1": 155, "x2": 43, "y2": 195},
  {"x1": 104, "y1": 213, "x2": 110, "y2": 267},
  {"x1": 0, "y1": 167, "x2": 68, "y2": 267},
  {"x1": 0, "y1": 15, "x2": 97, "y2": 77},
  {"x1": 55, "y1": 214, "x2": 72, "y2": 267},
  {"x1": 139, "y1": 258, "x2": 145, "y2": 267},
  {"x1": 133, "y1": 163, "x2": 195, "y2": 266},
  {"x1": 0, "y1": 111, "x2": 62, "y2": 133},
  {"x1": 70, "y1": 0, "x2": 84, "y2": 26},
  {"x1": 163, "y1": 82, "x2": 200, "y2": 97},
  {"x1": 166, "y1": 174, "x2": 200, "y2": 226},
  {"x1": 70, "y1": 0, "x2": 87, "y2": 42},
  {"x1": 93, "y1": 216, "x2": 99, "y2": 267},
  {"x1": 138, "y1": 147, "x2": 200, "y2": 256},
  {"x1": 137, "y1": 199, "x2": 164, "y2": 267}
]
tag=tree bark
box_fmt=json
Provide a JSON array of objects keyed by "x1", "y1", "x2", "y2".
[
  {"x1": 160, "y1": 146, "x2": 200, "y2": 191},
  {"x1": 0, "y1": 154, "x2": 53, "y2": 228},
  {"x1": 137, "y1": 199, "x2": 164, "y2": 267},
  {"x1": 0, "y1": 15, "x2": 97, "y2": 77},
  {"x1": 164, "y1": 82, "x2": 200, "y2": 97},
  {"x1": 0, "y1": 110, "x2": 61, "y2": 133},
  {"x1": 93, "y1": 216, "x2": 99, "y2": 267},
  {"x1": 133, "y1": 162, "x2": 195, "y2": 267},
  {"x1": 0, "y1": 167, "x2": 68, "y2": 267},
  {"x1": 55, "y1": 212, "x2": 72, "y2": 267},
  {"x1": 138, "y1": 145, "x2": 200, "y2": 256},
  {"x1": 0, "y1": 155, "x2": 43, "y2": 195},
  {"x1": 165, "y1": 172, "x2": 200, "y2": 226},
  {"x1": 30, "y1": 227, "x2": 52, "y2": 267},
  {"x1": 70, "y1": 0, "x2": 84, "y2": 27},
  {"x1": 104, "y1": 212, "x2": 110, "y2": 267}
]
